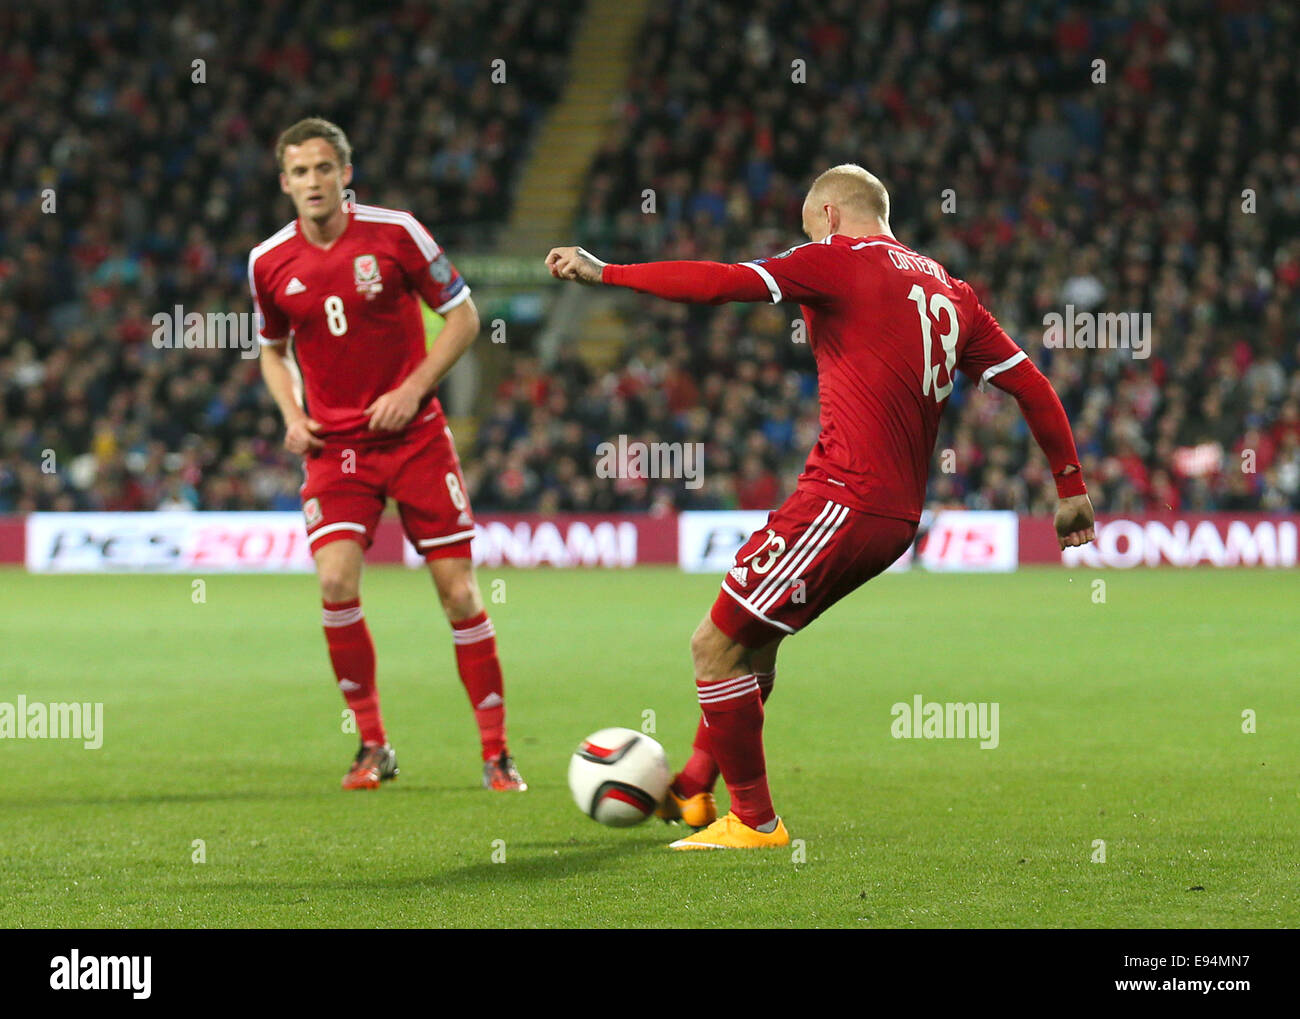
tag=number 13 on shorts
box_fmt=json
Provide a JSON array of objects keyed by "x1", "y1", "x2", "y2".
[
  {"x1": 742, "y1": 529, "x2": 787, "y2": 574},
  {"x1": 711, "y1": 493, "x2": 916, "y2": 648}
]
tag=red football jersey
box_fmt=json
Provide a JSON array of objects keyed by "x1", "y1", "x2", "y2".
[
  {"x1": 743, "y1": 234, "x2": 1026, "y2": 522},
  {"x1": 248, "y1": 203, "x2": 470, "y2": 443}
]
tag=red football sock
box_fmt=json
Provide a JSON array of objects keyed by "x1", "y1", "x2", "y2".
[
  {"x1": 676, "y1": 670, "x2": 774, "y2": 798},
  {"x1": 452, "y1": 611, "x2": 506, "y2": 761},
  {"x1": 695, "y1": 674, "x2": 774, "y2": 829},
  {"x1": 322, "y1": 598, "x2": 385, "y2": 746}
]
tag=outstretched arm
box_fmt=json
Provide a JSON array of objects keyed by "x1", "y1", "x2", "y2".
[
  {"x1": 546, "y1": 246, "x2": 771, "y2": 304},
  {"x1": 990, "y1": 359, "x2": 1096, "y2": 549}
]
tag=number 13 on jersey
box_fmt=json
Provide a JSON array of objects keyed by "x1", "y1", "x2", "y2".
[{"x1": 908, "y1": 283, "x2": 958, "y2": 402}]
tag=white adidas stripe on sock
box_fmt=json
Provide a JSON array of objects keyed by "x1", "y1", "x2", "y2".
[
  {"x1": 322, "y1": 606, "x2": 364, "y2": 627},
  {"x1": 697, "y1": 674, "x2": 761, "y2": 706},
  {"x1": 452, "y1": 619, "x2": 496, "y2": 644}
]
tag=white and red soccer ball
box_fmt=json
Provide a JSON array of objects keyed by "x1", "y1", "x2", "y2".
[{"x1": 568, "y1": 727, "x2": 671, "y2": 827}]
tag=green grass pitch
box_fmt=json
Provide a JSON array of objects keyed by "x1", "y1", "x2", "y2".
[{"x1": 1, "y1": 565, "x2": 1295, "y2": 928}]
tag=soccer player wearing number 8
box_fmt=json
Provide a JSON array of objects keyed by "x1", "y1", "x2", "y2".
[
  {"x1": 546, "y1": 164, "x2": 1095, "y2": 849},
  {"x1": 249, "y1": 119, "x2": 525, "y2": 793}
]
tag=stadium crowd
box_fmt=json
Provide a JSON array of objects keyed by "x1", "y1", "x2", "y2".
[
  {"x1": 0, "y1": 0, "x2": 580, "y2": 512},
  {"x1": 479, "y1": 0, "x2": 1300, "y2": 516},
  {"x1": 4, "y1": 0, "x2": 1299, "y2": 520}
]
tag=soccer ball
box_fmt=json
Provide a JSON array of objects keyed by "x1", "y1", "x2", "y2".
[{"x1": 568, "y1": 727, "x2": 671, "y2": 827}]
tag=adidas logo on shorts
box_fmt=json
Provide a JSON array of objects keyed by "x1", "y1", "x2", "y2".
[{"x1": 728, "y1": 566, "x2": 749, "y2": 587}]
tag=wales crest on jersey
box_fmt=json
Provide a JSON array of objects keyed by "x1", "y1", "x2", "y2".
[{"x1": 353, "y1": 254, "x2": 383, "y2": 297}]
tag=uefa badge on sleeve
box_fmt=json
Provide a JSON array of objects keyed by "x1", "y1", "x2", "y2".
[
  {"x1": 353, "y1": 254, "x2": 383, "y2": 298},
  {"x1": 429, "y1": 253, "x2": 452, "y2": 284}
]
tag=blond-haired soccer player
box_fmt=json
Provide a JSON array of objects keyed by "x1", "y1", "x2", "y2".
[
  {"x1": 251, "y1": 118, "x2": 525, "y2": 791},
  {"x1": 547, "y1": 165, "x2": 1094, "y2": 848}
]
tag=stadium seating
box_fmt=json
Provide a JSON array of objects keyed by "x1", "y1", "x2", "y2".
[
  {"x1": 0, "y1": 0, "x2": 583, "y2": 512},
  {"x1": 502, "y1": 0, "x2": 1300, "y2": 515},
  {"x1": 3, "y1": 0, "x2": 1297, "y2": 518}
]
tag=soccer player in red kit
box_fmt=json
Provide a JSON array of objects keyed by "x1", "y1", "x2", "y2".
[
  {"x1": 547, "y1": 164, "x2": 1095, "y2": 848},
  {"x1": 250, "y1": 118, "x2": 525, "y2": 792}
]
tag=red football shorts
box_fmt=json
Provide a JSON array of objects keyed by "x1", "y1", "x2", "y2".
[
  {"x1": 299, "y1": 421, "x2": 476, "y2": 561},
  {"x1": 710, "y1": 488, "x2": 918, "y2": 648}
]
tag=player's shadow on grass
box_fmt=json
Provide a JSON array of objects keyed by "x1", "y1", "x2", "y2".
[
  {"x1": 421, "y1": 844, "x2": 654, "y2": 888},
  {"x1": 205, "y1": 842, "x2": 652, "y2": 894}
]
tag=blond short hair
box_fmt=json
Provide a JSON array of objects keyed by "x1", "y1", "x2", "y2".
[{"x1": 808, "y1": 164, "x2": 890, "y2": 224}]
